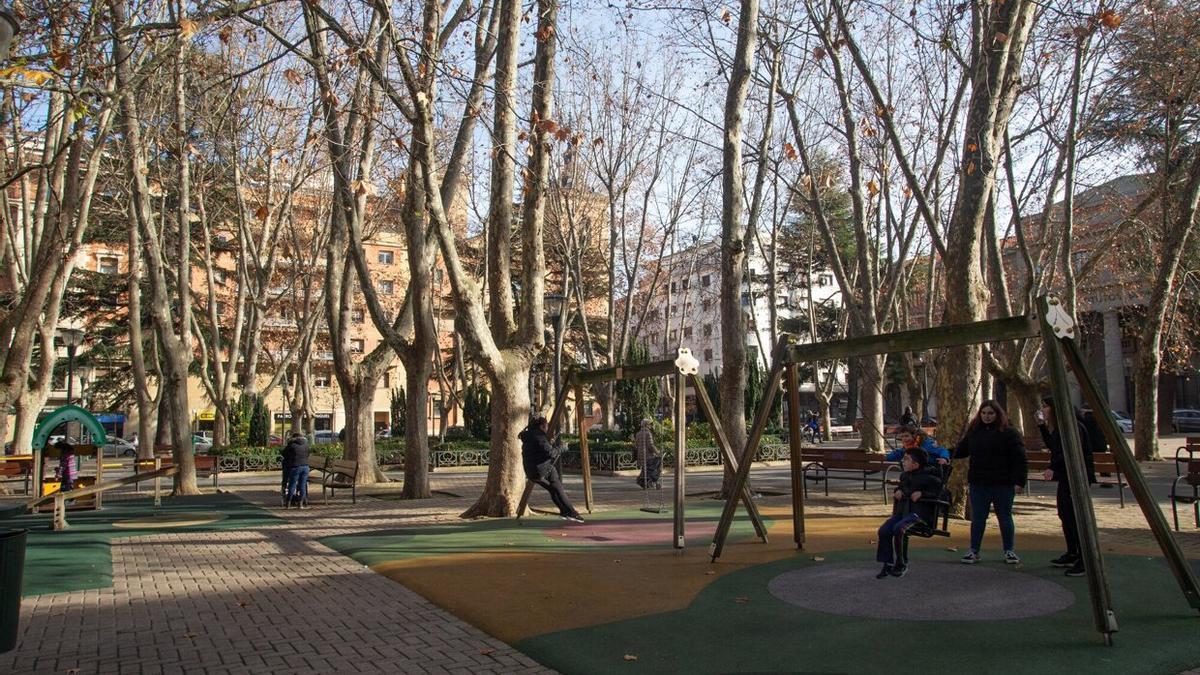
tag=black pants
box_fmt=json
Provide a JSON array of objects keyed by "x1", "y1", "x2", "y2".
[
  {"x1": 530, "y1": 462, "x2": 578, "y2": 517},
  {"x1": 1057, "y1": 480, "x2": 1080, "y2": 556}
]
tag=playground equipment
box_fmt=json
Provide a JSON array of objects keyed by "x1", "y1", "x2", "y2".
[
  {"x1": 517, "y1": 348, "x2": 770, "y2": 550},
  {"x1": 709, "y1": 295, "x2": 1199, "y2": 645},
  {"x1": 29, "y1": 405, "x2": 109, "y2": 511}
]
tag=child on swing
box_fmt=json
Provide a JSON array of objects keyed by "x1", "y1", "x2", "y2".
[
  {"x1": 875, "y1": 446, "x2": 943, "y2": 578},
  {"x1": 885, "y1": 425, "x2": 950, "y2": 466}
]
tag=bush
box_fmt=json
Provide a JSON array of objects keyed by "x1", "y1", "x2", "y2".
[
  {"x1": 463, "y1": 384, "x2": 490, "y2": 439},
  {"x1": 442, "y1": 426, "x2": 473, "y2": 442},
  {"x1": 435, "y1": 439, "x2": 490, "y2": 452},
  {"x1": 586, "y1": 428, "x2": 627, "y2": 443},
  {"x1": 212, "y1": 445, "x2": 279, "y2": 459}
]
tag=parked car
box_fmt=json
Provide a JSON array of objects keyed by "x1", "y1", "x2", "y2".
[
  {"x1": 1172, "y1": 409, "x2": 1200, "y2": 433},
  {"x1": 1110, "y1": 410, "x2": 1134, "y2": 434},
  {"x1": 102, "y1": 436, "x2": 138, "y2": 457},
  {"x1": 375, "y1": 428, "x2": 392, "y2": 440},
  {"x1": 192, "y1": 434, "x2": 213, "y2": 453},
  {"x1": 313, "y1": 430, "x2": 338, "y2": 445},
  {"x1": 267, "y1": 434, "x2": 284, "y2": 446}
]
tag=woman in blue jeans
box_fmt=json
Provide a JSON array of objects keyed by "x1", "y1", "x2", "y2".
[{"x1": 953, "y1": 400, "x2": 1027, "y2": 564}]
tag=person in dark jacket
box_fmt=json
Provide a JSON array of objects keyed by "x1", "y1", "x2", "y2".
[
  {"x1": 875, "y1": 446, "x2": 943, "y2": 578},
  {"x1": 953, "y1": 399, "x2": 1027, "y2": 565},
  {"x1": 282, "y1": 431, "x2": 311, "y2": 509},
  {"x1": 520, "y1": 415, "x2": 583, "y2": 523},
  {"x1": 899, "y1": 406, "x2": 917, "y2": 428},
  {"x1": 1038, "y1": 397, "x2": 1096, "y2": 577}
]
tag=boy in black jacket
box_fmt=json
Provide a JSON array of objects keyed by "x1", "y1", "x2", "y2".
[
  {"x1": 520, "y1": 415, "x2": 584, "y2": 523},
  {"x1": 875, "y1": 447, "x2": 942, "y2": 578}
]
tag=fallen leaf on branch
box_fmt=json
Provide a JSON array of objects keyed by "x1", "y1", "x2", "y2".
[
  {"x1": 624, "y1": 654, "x2": 638, "y2": 661},
  {"x1": 812, "y1": 556, "x2": 825, "y2": 562}
]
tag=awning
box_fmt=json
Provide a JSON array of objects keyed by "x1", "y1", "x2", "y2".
[{"x1": 95, "y1": 413, "x2": 126, "y2": 424}]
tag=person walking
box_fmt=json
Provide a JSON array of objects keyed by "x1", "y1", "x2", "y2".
[
  {"x1": 1038, "y1": 397, "x2": 1096, "y2": 577},
  {"x1": 953, "y1": 400, "x2": 1027, "y2": 565},
  {"x1": 282, "y1": 431, "x2": 311, "y2": 509},
  {"x1": 634, "y1": 419, "x2": 662, "y2": 489},
  {"x1": 520, "y1": 415, "x2": 584, "y2": 523}
]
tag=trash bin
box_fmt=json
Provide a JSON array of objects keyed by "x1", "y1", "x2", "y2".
[{"x1": 0, "y1": 528, "x2": 27, "y2": 653}]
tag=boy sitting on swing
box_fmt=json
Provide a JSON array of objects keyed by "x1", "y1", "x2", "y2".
[{"x1": 875, "y1": 446, "x2": 943, "y2": 578}]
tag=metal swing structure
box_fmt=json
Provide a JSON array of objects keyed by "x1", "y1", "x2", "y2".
[
  {"x1": 707, "y1": 295, "x2": 1200, "y2": 645},
  {"x1": 516, "y1": 348, "x2": 770, "y2": 550}
]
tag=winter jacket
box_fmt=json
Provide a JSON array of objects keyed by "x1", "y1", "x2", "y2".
[
  {"x1": 885, "y1": 437, "x2": 950, "y2": 463},
  {"x1": 893, "y1": 465, "x2": 944, "y2": 524},
  {"x1": 282, "y1": 436, "x2": 310, "y2": 468},
  {"x1": 1039, "y1": 422, "x2": 1096, "y2": 484},
  {"x1": 953, "y1": 424, "x2": 1027, "y2": 487},
  {"x1": 520, "y1": 426, "x2": 559, "y2": 478}
]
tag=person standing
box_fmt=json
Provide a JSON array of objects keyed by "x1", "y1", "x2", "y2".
[
  {"x1": 53, "y1": 439, "x2": 78, "y2": 491},
  {"x1": 520, "y1": 415, "x2": 584, "y2": 523},
  {"x1": 282, "y1": 431, "x2": 311, "y2": 509},
  {"x1": 899, "y1": 406, "x2": 917, "y2": 428},
  {"x1": 1038, "y1": 397, "x2": 1096, "y2": 577},
  {"x1": 953, "y1": 400, "x2": 1027, "y2": 565},
  {"x1": 634, "y1": 419, "x2": 662, "y2": 489}
]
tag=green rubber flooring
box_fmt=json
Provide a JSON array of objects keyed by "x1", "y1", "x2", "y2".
[
  {"x1": 516, "y1": 548, "x2": 1200, "y2": 675},
  {"x1": 2, "y1": 493, "x2": 280, "y2": 597}
]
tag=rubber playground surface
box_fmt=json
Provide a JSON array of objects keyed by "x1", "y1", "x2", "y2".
[
  {"x1": 7, "y1": 492, "x2": 281, "y2": 597},
  {"x1": 323, "y1": 501, "x2": 1200, "y2": 675}
]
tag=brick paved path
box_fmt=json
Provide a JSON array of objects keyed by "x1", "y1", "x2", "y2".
[{"x1": 1, "y1": 458, "x2": 1198, "y2": 674}]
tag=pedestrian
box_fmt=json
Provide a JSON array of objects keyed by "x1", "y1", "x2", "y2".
[
  {"x1": 899, "y1": 406, "x2": 917, "y2": 428},
  {"x1": 53, "y1": 439, "x2": 78, "y2": 492},
  {"x1": 953, "y1": 400, "x2": 1027, "y2": 565},
  {"x1": 520, "y1": 415, "x2": 584, "y2": 523},
  {"x1": 805, "y1": 412, "x2": 821, "y2": 444},
  {"x1": 634, "y1": 419, "x2": 662, "y2": 489},
  {"x1": 875, "y1": 446, "x2": 943, "y2": 578},
  {"x1": 1038, "y1": 397, "x2": 1096, "y2": 577},
  {"x1": 885, "y1": 425, "x2": 950, "y2": 466},
  {"x1": 281, "y1": 431, "x2": 311, "y2": 509}
]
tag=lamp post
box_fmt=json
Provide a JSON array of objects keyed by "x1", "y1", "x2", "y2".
[
  {"x1": 545, "y1": 293, "x2": 566, "y2": 406},
  {"x1": 58, "y1": 328, "x2": 84, "y2": 406}
]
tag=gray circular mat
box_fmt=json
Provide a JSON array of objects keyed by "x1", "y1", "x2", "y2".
[{"x1": 767, "y1": 560, "x2": 1075, "y2": 621}]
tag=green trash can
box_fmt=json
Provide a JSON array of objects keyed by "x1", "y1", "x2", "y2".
[{"x1": 0, "y1": 528, "x2": 27, "y2": 653}]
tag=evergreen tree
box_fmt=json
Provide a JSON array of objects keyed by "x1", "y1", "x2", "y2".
[
  {"x1": 463, "y1": 383, "x2": 490, "y2": 440},
  {"x1": 615, "y1": 343, "x2": 660, "y2": 438},
  {"x1": 390, "y1": 386, "x2": 406, "y2": 436}
]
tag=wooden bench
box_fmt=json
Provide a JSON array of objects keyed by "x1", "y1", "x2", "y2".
[
  {"x1": 802, "y1": 449, "x2": 890, "y2": 498},
  {"x1": 827, "y1": 425, "x2": 859, "y2": 440},
  {"x1": 1025, "y1": 450, "x2": 1126, "y2": 507},
  {"x1": 1170, "y1": 460, "x2": 1200, "y2": 531},
  {"x1": 135, "y1": 454, "x2": 221, "y2": 489},
  {"x1": 322, "y1": 459, "x2": 358, "y2": 504}
]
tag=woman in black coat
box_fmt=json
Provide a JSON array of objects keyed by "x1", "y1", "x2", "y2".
[
  {"x1": 953, "y1": 400, "x2": 1027, "y2": 565},
  {"x1": 1038, "y1": 397, "x2": 1096, "y2": 577}
]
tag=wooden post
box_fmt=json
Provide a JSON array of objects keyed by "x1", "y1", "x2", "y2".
[
  {"x1": 710, "y1": 355, "x2": 785, "y2": 561},
  {"x1": 53, "y1": 494, "x2": 67, "y2": 531},
  {"x1": 786, "y1": 364, "x2": 806, "y2": 549},
  {"x1": 689, "y1": 373, "x2": 768, "y2": 542},
  {"x1": 673, "y1": 371, "x2": 687, "y2": 550},
  {"x1": 1061, "y1": 334, "x2": 1200, "y2": 611},
  {"x1": 1039, "y1": 296, "x2": 1119, "y2": 644},
  {"x1": 31, "y1": 448, "x2": 42, "y2": 513},
  {"x1": 577, "y1": 382, "x2": 592, "y2": 513},
  {"x1": 95, "y1": 447, "x2": 104, "y2": 511},
  {"x1": 154, "y1": 457, "x2": 162, "y2": 508}
]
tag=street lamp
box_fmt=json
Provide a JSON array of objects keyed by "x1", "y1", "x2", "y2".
[
  {"x1": 545, "y1": 293, "x2": 566, "y2": 404},
  {"x1": 0, "y1": 8, "x2": 18, "y2": 62},
  {"x1": 58, "y1": 327, "x2": 84, "y2": 406}
]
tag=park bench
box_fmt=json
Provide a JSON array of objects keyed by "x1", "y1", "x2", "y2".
[
  {"x1": 802, "y1": 449, "x2": 890, "y2": 498},
  {"x1": 827, "y1": 425, "x2": 859, "y2": 440},
  {"x1": 1170, "y1": 460, "x2": 1200, "y2": 531},
  {"x1": 0, "y1": 455, "x2": 32, "y2": 494},
  {"x1": 135, "y1": 454, "x2": 221, "y2": 489},
  {"x1": 1025, "y1": 450, "x2": 1126, "y2": 507},
  {"x1": 322, "y1": 459, "x2": 359, "y2": 504}
]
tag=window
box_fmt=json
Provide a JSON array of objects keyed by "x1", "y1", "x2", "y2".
[
  {"x1": 670, "y1": 281, "x2": 677, "y2": 293},
  {"x1": 702, "y1": 274, "x2": 712, "y2": 287},
  {"x1": 671, "y1": 305, "x2": 678, "y2": 316},
  {"x1": 381, "y1": 371, "x2": 391, "y2": 389},
  {"x1": 704, "y1": 348, "x2": 713, "y2": 362},
  {"x1": 378, "y1": 280, "x2": 395, "y2": 295},
  {"x1": 315, "y1": 374, "x2": 331, "y2": 388},
  {"x1": 214, "y1": 268, "x2": 229, "y2": 285},
  {"x1": 682, "y1": 278, "x2": 689, "y2": 290},
  {"x1": 818, "y1": 273, "x2": 833, "y2": 287},
  {"x1": 649, "y1": 332, "x2": 659, "y2": 345},
  {"x1": 583, "y1": 401, "x2": 594, "y2": 417},
  {"x1": 669, "y1": 329, "x2": 677, "y2": 342},
  {"x1": 378, "y1": 250, "x2": 394, "y2": 265},
  {"x1": 703, "y1": 324, "x2": 712, "y2": 338},
  {"x1": 683, "y1": 326, "x2": 693, "y2": 338},
  {"x1": 351, "y1": 308, "x2": 364, "y2": 324},
  {"x1": 215, "y1": 301, "x2": 227, "y2": 316},
  {"x1": 98, "y1": 255, "x2": 119, "y2": 275},
  {"x1": 702, "y1": 299, "x2": 712, "y2": 312},
  {"x1": 350, "y1": 338, "x2": 365, "y2": 353}
]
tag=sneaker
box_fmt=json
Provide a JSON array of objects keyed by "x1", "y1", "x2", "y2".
[
  {"x1": 960, "y1": 551, "x2": 980, "y2": 564},
  {"x1": 1065, "y1": 561, "x2": 1086, "y2": 577},
  {"x1": 563, "y1": 514, "x2": 585, "y2": 524},
  {"x1": 299, "y1": 503, "x2": 309, "y2": 510},
  {"x1": 1050, "y1": 553, "x2": 1078, "y2": 568},
  {"x1": 890, "y1": 563, "x2": 908, "y2": 577},
  {"x1": 1004, "y1": 550, "x2": 1021, "y2": 565},
  {"x1": 876, "y1": 564, "x2": 892, "y2": 579}
]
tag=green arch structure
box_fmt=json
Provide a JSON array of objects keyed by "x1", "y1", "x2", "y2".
[{"x1": 32, "y1": 404, "x2": 108, "y2": 450}]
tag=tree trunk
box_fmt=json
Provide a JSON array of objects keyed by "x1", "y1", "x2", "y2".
[
  {"x1": 166, "y1": 364, "x2": 198, "y2": 495},
  {"x1": 403, "y1": 362, "x2": 433, "y2": 498},
  {"x1": 1132, "y1": 348, "x2": 1160, "y2": 460},
  {"x1": 461, "y1": 365, "x2": 529, "y2": 517},
  {"x1": 857, "y1": 355, "x2": 886, "y2": 451},
  {"x1": 343, "y1": 381, "x2": 385, "y2": 484}
]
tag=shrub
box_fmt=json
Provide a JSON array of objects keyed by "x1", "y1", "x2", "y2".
[
  {"x1": 463, "y1": 384, "x2": 490, "y2": 439},
  {"x1": 442, "y1": 426, "x2": 473, "y2": 442}
]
